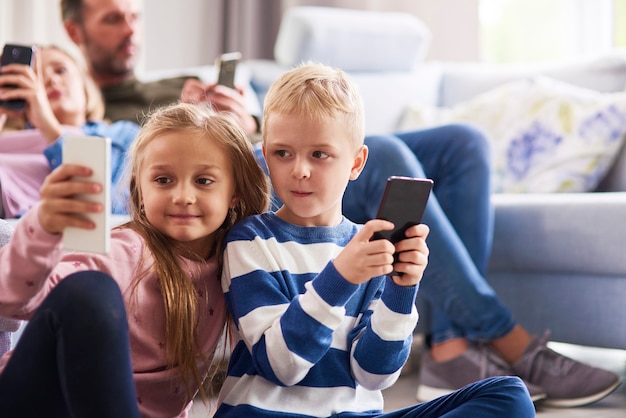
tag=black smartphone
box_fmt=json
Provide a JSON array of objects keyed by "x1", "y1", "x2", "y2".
[
  {"x1": 216, "y1": 51, "x2": 241, "y2": 89},
  {"x1": 373, "y1": 176, "x2": 433, "y2": 244},
  {"x1": 0, "y1": 44, "x2": 35, "y2": 111}
]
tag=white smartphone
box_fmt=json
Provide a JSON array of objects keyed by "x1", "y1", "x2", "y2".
[
  {"x1": 216, "y1": 51, "x2": 242, "y2": 89},
  {"x1": 62, "y1": 135, "x2": 112, "y2": 254}
]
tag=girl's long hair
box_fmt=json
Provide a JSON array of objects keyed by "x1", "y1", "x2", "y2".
[{"x1": 121, "y1": 102, "x2": 269, "y2": 402}]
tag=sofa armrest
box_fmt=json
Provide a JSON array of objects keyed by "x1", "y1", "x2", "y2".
[{"x1": 490, "y1": 192, "x2": 626, "y2": 275}]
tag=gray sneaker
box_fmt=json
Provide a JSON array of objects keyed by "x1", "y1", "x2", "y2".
[
  {"x1": 512, "y1": 331, "x2": 622, "y2": 408},
  {"x1": 417, "y1": 343, "x2": 547, "y2": 403}
]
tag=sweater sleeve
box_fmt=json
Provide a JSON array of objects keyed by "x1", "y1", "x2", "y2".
[
  {"x1": 0, "y1": 204, "x2": 66, "y2": 317},
  {"x1": 222, "y1": 228, "x2": 359, "y2": 387},
  {"x1": 0, "y1": 203, "x2": 139, "y2": 319},
  {"x1": 349, "y1": 276, "x2": 419, "y2": 390}
]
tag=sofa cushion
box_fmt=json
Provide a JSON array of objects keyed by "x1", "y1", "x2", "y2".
[
  {"x1": 400, "y1": 76, "x2": 626, "y2": 193},
  {"x1": 438, "y1": 50, "x2": 626, "y2": 107},
  {"x1": 274, "y1": 6, "x2": 432, "y2": 72}
]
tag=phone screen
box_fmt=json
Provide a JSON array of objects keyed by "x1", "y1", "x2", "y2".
[
  {"x1": 372, "y1": 176, "x2": 433, "y2": 244},
  {"x1": 216, "y1": 51, "x2": 242, "y2": 89},
  {"x1": 0, "y1": 44, "x2": 35, "y2": 110}
]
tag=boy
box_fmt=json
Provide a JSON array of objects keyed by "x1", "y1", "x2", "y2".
[{"x1": 215, "y1": 63, "x2": 535, "y2": 417}]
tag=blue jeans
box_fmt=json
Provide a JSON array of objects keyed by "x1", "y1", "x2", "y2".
[
  {"x1": 0, "y1": 271, "x2": 139, "y2": 418},
  {"x1": 339, "y1": 376, "x2": 534, "y2": 418},
  {"x1": 255, "y1": 124, "x2": 515, "y2": 344}
]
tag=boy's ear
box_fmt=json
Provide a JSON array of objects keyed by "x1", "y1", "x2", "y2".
[{"x1": 349, "y1": 144, "x2": 368, "y2": 181}]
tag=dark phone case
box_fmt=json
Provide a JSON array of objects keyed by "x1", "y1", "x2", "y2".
[
  {"x1": 372, "y1": 176, "x2": 433, "y2": 244},
  {"x1": 0, "y1": 44, "x2": 35, "y2": 111}
]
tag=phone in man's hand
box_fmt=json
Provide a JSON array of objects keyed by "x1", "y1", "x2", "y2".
[
  {"x1": 0, "y1": 44, "x2": 35, "y2": 110},
  {"x1": 62, "y1": 135, "x2": 112, "y2": 254},
  {"x1": 216, "y1": 51, "x2": 242, "y2": 89},
  {"x1": 372, "y1": 176, "x2": 433, "y2": 274}
]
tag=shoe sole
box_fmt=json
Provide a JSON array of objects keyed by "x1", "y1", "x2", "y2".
[
  {"x1": 417, "y1": 385, "x2": 547, "y2": 404},
  {"x1": 539, "y1": 379, "x2": 622, "y2": 408}
]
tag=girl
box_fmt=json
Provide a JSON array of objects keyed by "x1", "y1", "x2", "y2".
[
  {"x1": 0, "y1": 45, "x2": 139, "y2": 217},
  {"x1": 0, "y1": 102, "x2": 270, "y2": 417}
]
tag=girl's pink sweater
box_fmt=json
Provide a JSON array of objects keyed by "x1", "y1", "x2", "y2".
[{"x1": 0, "y1": 204, "x2": 227, "y2": 418}]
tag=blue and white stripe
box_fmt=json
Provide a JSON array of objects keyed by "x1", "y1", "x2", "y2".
[{"x1": 215, "y1": 212, "x2": 419, "y2": 417}]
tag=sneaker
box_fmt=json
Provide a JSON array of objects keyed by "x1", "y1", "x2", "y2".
[
  {"x1": 417, "y1": 342, "x2": 547, "y2": 403},
  {"x1": 512, "y1": 330, "x2": 622, "y2": 408}
]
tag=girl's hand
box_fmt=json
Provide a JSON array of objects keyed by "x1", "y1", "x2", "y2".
[
  {"x1": 332, "y1": 219, "x2": 397, "y2": 284},
  {"x1": 38, "y1": 164, "x2": 104, "y2": 235},
  {"x1": 390, "y1": 224, "x2": 430, "y2": 286}
]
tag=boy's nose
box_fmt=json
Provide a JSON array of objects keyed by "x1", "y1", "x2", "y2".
[{"x1": 291, "y1": 158, "x2": 310, "y2": 179}]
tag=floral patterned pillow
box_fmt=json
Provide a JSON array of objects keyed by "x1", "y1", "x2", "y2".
[{"x1": 399, "y1": 76, "x2": 626, "y2": 192}]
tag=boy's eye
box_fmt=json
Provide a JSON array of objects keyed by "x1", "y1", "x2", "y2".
[
  {"x1": 155, "y1": 177, "x2": 171, "y2": 184},
  {"x1": 312, "y1": 151, "x2": 329, "y2": 159},
  {"x1": 276, "y1": 150, "x2": 290, "y2": 158},
  {"x1": 55, "y1": 66, "x2": 67, "y2": 75}
]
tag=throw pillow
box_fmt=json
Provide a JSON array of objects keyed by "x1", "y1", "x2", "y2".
[{"x1": 399, "y1": 76, "x2": 626, "y2": 193}]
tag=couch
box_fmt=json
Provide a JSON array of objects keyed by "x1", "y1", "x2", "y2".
[
  {"x1": 244, "y1": 6, "x2": 626, "y2": 350},
  {"x1": 0, "y1": 219, "x2": 20, "y2": 355}
]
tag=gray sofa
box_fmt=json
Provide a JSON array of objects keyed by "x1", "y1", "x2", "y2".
[
  {"x1": 0, "y1": 219, "x2": 20, "y2": 355},
  {"x1": 245, "y1": 6, "x2": 626, "y2": 350}
]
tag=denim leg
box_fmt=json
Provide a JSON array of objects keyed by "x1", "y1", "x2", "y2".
[
  {"x1": 344, "y1": 127, "x2": 515, "y2": 344},
  {"x1": 395, "y1": 124, "x2": 493, "y2": 273},
  {"x1": 0, "y1": 271, "x2": 139, "y2": 418},
  {"x1": 374, "y1": 376, "x2": 535, "y2": 418}
]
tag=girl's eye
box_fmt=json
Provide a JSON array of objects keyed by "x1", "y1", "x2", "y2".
[
  {"x1": 312, "y1": 151, "x2": 329, "y2": 159},
  {"x1": 197, "y1": 178, "x2": 214, "y2": 185},
  {"x1": 155, "y1": 177, "x2": 171, "y2": 184},
  {"x1": 55, "y1": 66, "x2": 67, "y2": 75},
  {"x1": 276, "y1": 149, "x2": 290, "y2": 158}
]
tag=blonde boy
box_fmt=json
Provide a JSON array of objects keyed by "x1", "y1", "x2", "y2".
[{"x1": 215, "y1": 63, "x2": 534, "y2": 418}]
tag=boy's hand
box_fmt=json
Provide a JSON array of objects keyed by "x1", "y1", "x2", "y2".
[
  {"x1": 333, "y1": 219, "x2": 397, "y2": 284},
  {"x1": 389, "y1": 224, "x2": 430, "y2": 287},
  {"x1": 333, "y1": 220, "x2": 429, "y2": 286},
  {"x1": 38, "y1": 164, "x2": 104, "y2": 235}
]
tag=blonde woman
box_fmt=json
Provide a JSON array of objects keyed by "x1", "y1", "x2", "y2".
[{"x1": 0, "y1": 45, "x2": 139, "y2": 217}]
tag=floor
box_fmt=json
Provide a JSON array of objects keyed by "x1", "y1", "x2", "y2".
[{"x1": 190, "y1": 341, "x2": 626, "y2": 417}]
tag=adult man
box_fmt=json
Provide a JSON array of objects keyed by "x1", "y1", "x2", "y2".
[
  {"x1": 61, "y1": 0, "x2": 258, "y2": 134},
  {"x1": 60, "y1": 0, "x2": 621, "y2": 407}
]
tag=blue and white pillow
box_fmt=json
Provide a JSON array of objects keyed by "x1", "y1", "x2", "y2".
[{"x1": 400, "y1": 76, "x2": 626, "y2": 193}]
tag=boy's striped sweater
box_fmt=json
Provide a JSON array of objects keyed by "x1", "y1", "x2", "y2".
[{"x1": 216, "y1": 212, "x2": 419, "y2": 417}]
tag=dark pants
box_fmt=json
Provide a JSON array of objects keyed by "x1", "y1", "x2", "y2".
[{"x1": 0, "y1": 271, "x2": 140, "y2": 418}]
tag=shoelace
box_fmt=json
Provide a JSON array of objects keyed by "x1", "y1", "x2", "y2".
[
  {"x1": 470, "y1": 342, "x2": 515, "y2": 379},
  {"x1": 522, "y1": 330, "x2": 576, "y2": 378}
]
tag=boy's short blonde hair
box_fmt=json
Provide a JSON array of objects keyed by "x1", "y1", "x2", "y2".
[{"x1": 262, "y1": 62, "x2": 365, "y2": 150}]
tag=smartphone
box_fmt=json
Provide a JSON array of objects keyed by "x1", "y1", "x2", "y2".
[
  {"x1": 372, "y1": 176, "x2": 433, "y2": 269},
  {"x1": 62, "y1": 135, "x2": 112, "y2": 254},
  {"x1": 216, "y1": 51, "x2": 242, "y2": 89},
  {"x1": 0, "y1": 44, "x2": 35, "y2": 110}
]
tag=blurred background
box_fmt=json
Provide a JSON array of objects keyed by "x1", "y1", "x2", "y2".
[{"x1": 1, "y1": 0, "x2": 626, "y2": 73}]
